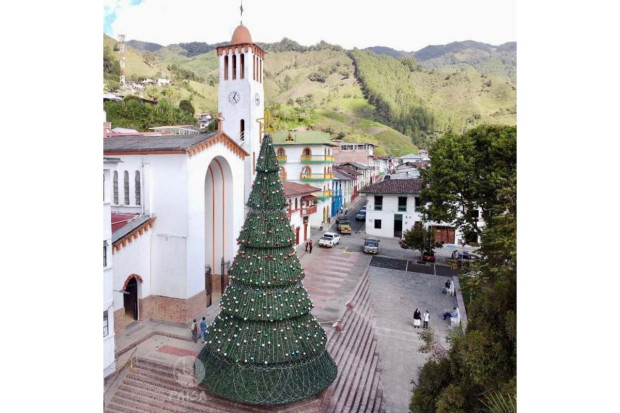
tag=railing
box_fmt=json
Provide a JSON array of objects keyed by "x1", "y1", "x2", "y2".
[
  {"x1": 398, "y1": 205, "x2": 407, "y2": 212},
  {"x1": 300, "y1": 155, "x2": 336, "y2": 163},
  {"x1": 375, "y1": 205, "x2": 383, "y2": 211},
  {"x1": 300, "y1": 205, "x2": 318, "y2": 216},
  {"x1": 276, "y1": 155, "x2": 287, "y2": 163},
  {"x1": 300, "y1": 173, "x2": 334, "y2": 181},
  {"x1": 317, "y1": 190, "x2": 333, "y2": 200}
]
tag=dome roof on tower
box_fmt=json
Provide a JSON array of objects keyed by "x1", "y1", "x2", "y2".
[{"x1": 231, "y1": 24, "x2": 252, "y2": 44}]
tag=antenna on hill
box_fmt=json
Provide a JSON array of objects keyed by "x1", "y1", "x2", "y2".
[
  {"x1": 119, "y1": 34, "x2": 126, "y2": 88},
  {"x1": 240, "y1": 0, "x2": 244, "y2": 25}
]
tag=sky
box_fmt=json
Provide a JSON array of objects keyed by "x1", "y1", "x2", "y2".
[{"x1": 104, "y1": 0, "x2": 516, "y2": 51}]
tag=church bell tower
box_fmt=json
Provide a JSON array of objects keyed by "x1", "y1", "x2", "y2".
[{"x1": 216, "y1": 22, "x2": 265, "y2": 202}]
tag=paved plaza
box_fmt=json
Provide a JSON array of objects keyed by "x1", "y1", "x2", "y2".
[{"x1": 368, "y1": 267, "x2": 459, "y2": 413}]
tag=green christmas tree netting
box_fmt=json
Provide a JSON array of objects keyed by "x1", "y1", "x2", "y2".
[{"x1": 196, "y1": 135, "x2": 337, "y2": 405}]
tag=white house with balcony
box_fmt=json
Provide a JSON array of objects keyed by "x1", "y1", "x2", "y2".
[
  {"x1": 360, "y1": 178, "x2": 426, "y2": 239},
  {"x1": 360, "y1": 178, "x2": 484, "y2": 245},
  {"x1": 282, "y1": 181, "x2": 321, "y2": 246},
  {"x1": 272, "y1": 130, "x2": 337, "y2": 226}
]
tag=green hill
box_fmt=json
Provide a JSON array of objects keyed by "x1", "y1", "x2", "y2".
[{"x1": 103, "y1": 35, "x2": 515, "y2": 154}]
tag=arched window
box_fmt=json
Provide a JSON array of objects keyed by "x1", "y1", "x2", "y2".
[
  {"x1": 301, "y1": 166, "x2": 312, "y2": 177},
  {"x1": 303, "y1": 147, "x2": 312, "y2": 157},
  {"x1": 240, "y1": 53, "x2": 245, "y2": 79},
  {"x1": 279, "y1": 166, "x2": 287, "y2": 180},
  {"x1": 232, "y1": 55, "x2": 237, "y2": 80},
  {"x1": 135, "y1": 171, "x2": 141, "y2": 206},
  {"x1": 113, "y1": 171, "x2": 119, "y2": 204},
  {"x1": 295, "y1": 198, "x2": 298, "y2": 210},
  {"x1": 277, "y1": 147, "x2": 286, "y2": 157},
  {"x1": 224, "y1": 55, "x2": 229, "y2": 81},
  {"x1": 124, "y1": 171, "x2": 129, "y2": 205},
  {"x1": 259, "y1": 58, "x2": 262, "y2": 83},
  {"x1": 253, "y1": 55, "x2": 256, "y2": 80},
  {"x1": 240, "y1": 119, "x2": 245, "y2": 141}
]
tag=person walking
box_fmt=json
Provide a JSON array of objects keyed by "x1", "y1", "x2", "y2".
[
  {"x1": 423, "y1": 310, "x2": 430, "y2": 329},
  {"x1": 191, "y1": 319, "x2": 198, "y2": 343},
  {"x1": 413, "y1": 308, "x2": 422, "y2": 328},
  {"x1": 200, "y1": 316, "x2": 208, "y2": 343},
  {"x1": 305, "y1": 241, "x2": 309, "y2": 252},
  {"x1": 309, "y1": 240, "x2": 313, "y2": 254}
]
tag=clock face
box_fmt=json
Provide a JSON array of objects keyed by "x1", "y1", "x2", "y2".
[
  {"x1": 228, "y1": 91, "x2": 240, "y2": 104},
  {"x1": 254, "y1": 93, "x2": 261, "y2": 106}
]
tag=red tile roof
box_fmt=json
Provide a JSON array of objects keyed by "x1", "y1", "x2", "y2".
[
  {"x1": 282, "y1": 181, "x2": 321, "y2": 197},
  {"x1": 359, "y1": 178, "x2": 424, "y2": 194},
  {"x1": 111, "y1": 213, "x2": 139, "y2": 233}
]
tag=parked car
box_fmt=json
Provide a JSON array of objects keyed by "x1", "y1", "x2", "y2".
[
  {"x1": 451, "y1": 250, "x2": 479, "y2": 260},
  {"x1": 355, "y1": 210, "x2": 366, "y2": 221},
  {"x1": 337, "y1": 218, "x2": 352, "y2": 234},
  {"x1": 363, "y1": 238, "x2": 380, "y2": 254},
  {"x1": 422, "y1": 252, "x2": 436, "y2": 263},
  {"x1": 318, "y1": 232, "x2": 341, "y2": 248}
]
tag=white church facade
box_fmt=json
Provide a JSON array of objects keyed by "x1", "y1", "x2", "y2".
[{"x1": 102, "y1": 24, "x2": 265, "y2": 358}]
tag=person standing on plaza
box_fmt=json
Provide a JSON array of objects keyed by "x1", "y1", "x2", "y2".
[
  {"x1": 200, "y1": 316, "x2": 208, "y2": 343},
  {"x1": 309, "y1": 240, "x2": 313, "y2": 254},
  {"x1": 413, "y1": 308, "x2": 422, "y2": 328},
  {"x1": 191, "y1": 319, "x2": 198, "y2": 343},
  {"x1": 423, "y1": 310, "x2": 430, "y2": 329},
  {"x1": 305, "y1": 240, "x2": 309, "y2": 252}
]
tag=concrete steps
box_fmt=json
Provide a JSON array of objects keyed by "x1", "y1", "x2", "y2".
[{"x1": 325, "y1": 270, "x2": 383, "y2": 413}]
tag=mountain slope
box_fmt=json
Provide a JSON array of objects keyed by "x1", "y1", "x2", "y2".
[{"x1": 103, "y1": 35, "x2": 516, "y2": 153}]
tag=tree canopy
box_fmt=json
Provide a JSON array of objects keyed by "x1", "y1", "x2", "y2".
[
  {"x1": 104, "y1": 98, "x2": 196, "y2": 131},
  {"x1": 411, "y1": 125, "x2": 516, "y2": 412}
]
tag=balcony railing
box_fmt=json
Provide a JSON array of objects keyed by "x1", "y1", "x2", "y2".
[
  {"x1": 317, "y1": 190, "x2": 333, "y2": 200},
  {"x1": 300, "y1": 205, "x2": 318, "y2": 216},
  {"x1": 374, "y1": 205, "x2": 383, "y2": 211},
  {"x1": 300, "y1": 173, "x2": 334, "y2": 181},
  {"x1": 277, "y1": 155, "x2": 287, "y2": 163},
  {"x1": 300, "y1": 155, "x2": 336, "y2": 163},
  {"x1": 398, "y1": 205, "x2": 407, "y2": 212}
]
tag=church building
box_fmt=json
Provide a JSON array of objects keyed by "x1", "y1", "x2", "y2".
[{"x1": 102, "y1": 23, "x2": 265, "y2": 348}]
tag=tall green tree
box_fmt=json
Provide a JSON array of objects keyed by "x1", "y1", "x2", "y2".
[
  {"x1": 420, "y1": 125, "x2": 516, "y2": 246},
  {"x1": 411, "y1": 125, "x2": 517, "y2": 412},
  {"x1": 402, "y1": 224, "x2": 441, "y2": 258}
]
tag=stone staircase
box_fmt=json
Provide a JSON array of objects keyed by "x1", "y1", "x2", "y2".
[
  {"x1": 104, "y1": 271, "x2": 382, "y2": 413},
  {"x1": 325, "y1": 271, "x2": 383, "y2": 413}
]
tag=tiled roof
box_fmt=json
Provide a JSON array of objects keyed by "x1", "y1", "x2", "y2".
[
  {"x1": 334, "y1": 165, "x2": 362, "y2": 176},
  {"x1": 359, "y1": 178, "x2": 424, "y2": 195},
  {"x1": 333, "y1": 169, "x2": 355, "y2": 180},
  {"x1": 104, "y1": 131, "x2": 218, "y2": 153},
  {"x1": 339, "y1": 161, "x2": 369, "y2": 170},
  {"x1": 271, "y1": 131, "x2": 337, "y2": 146},
  {"x1": 282, "y1": 181, "x2": 321, "y2": 197},
  {"x1": 111, "y1": 213, "x2": 139, "y2": 233}
]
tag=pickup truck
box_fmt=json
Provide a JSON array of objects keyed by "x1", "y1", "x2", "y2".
[
  {"x1": 318, "y1": 232, "x2": 341, "y2": 248},
  {"x1": 338, "y1": 218, "x2": 352, "y2": 234}
]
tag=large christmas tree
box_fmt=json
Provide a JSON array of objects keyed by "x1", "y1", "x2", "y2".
[{"x1": 196, "y1": 135, "x2": 337, "y2": 405}]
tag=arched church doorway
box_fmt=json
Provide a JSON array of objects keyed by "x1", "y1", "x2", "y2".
[
  {"x1": 123, "y1": 277, "x2": 139, "y2": 322},
  {"x1": 204, "y1": 156, "x2": 233, "y2": 305}
]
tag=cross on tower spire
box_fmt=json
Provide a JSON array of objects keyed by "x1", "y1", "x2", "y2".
[{"x1": 240, "y1": 0, "x2": 244, "y2": 25}]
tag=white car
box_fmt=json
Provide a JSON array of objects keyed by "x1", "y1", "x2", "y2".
[{"x1": 318, "y1": 232, "x2": 341, "y2": 248}]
